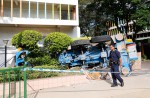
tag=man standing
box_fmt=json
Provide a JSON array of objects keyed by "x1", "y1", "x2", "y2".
[{"x1": 109, "y1": 44, "x2": 124, "y2": 87}]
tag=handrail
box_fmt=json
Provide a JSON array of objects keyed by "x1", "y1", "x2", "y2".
[{"x1": 0, "y1": 56, "x2": 15, "y2": 68}]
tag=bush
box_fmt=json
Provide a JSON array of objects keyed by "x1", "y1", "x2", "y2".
[
  {"x1": 0, "y1": 65, "x2": 66, "y2": 83},
  {"x1": 27, "y1": 56, "x2": 59, "y2": 66},
  {"x1": 12, "y1": 30, "x2": 42, "y2": 57},
  {"x1": 26, "y1": 65, "x2": 60, "y2": 79},
  {"x1": 44, "y1": 32, "x2": 73, "y2": 57},
  {"x1": 12, "y1": 30, "x2": 42, "y2": 49}
]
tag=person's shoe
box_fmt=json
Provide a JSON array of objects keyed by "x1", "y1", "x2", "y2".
[
  {"x1": 121, "y1": 81, "x2": 124, "y2": 87},
  {"x1": 111, "y1": 84, "x2": 118, "y2": 87}
]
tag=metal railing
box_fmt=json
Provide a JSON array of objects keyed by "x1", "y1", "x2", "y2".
[
  {"x1": 0, "y1": 66, "x2": 27, "y2": 98},
  {"x1": 0, "y1": 56, "x2": 15, "y2": 68}
]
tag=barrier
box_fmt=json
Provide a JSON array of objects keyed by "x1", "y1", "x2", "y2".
[
  {"x1": 0, "y1": 66, "x2": 27, "y2": 98},
  {"x1": 1, "y1": 67, "x2": 149, "y2": 98}
]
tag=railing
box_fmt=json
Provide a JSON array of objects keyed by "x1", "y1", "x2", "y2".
[
  {"x1": 0, "y1": 66, "x2": 27, "y2": 98},
  {"x1": 0, "y1": 56, "x2": 15, "y2": 68}
]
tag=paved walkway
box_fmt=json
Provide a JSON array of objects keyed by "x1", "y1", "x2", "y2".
[{"x1": 28, "y1": 61, "x2": 150, "y2": 98}]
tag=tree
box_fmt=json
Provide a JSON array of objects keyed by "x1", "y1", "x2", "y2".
[
  {"x1": 44, "y1": 32, "x2": 73, "y2": 57},
  {"x1": 103, "y1": 0, "x2": 136, "y2": 32},
  {"x1": 79, "y1": 0, "x2": 150, "y2": 39},
  {"x1": 12, "y1": 30, "x2": 42, "y2": 57},
  {"x1": 79, "y1": 0, "x2": 98, "y2": 36},
  {"x1": 132, "y1": 1, "x2": 150, "y2": 30}
]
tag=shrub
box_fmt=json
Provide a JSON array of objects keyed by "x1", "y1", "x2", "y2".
[
  {"x1": 26, "y1": 65, "x2": 60, "y2": 79},
  {"x1": 27, "y1": 56, "x2": 59, "y2": 66},
  {"x1": 0, "y1": 65, "x2": 65, "y2": 83},
  {"x1": 44, "y1": 32, "x2": 73, "y2": 57},
  {"x1": 12, "y1": 30, "x2": 42, "y2": 50},
  {"x1": 12, "y1": 30, "x2": 42, "y2": 57}
]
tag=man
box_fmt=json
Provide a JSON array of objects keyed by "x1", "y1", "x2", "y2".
[{"x1": 109, "y1": 44, "x2": 124, "y2": 87}]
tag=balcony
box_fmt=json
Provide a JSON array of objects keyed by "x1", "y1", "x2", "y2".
[{"x1": 0, "y1": 0, "x2": 79, "y2": 26}]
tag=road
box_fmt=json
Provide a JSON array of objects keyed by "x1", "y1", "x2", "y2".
[{"x1": 29, "y1": 61, "x2": 150, "y2": 98}]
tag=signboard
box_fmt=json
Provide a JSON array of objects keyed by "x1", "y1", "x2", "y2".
[{"x1": 127, "y1": 44, "x2": 138, "y2": 60}]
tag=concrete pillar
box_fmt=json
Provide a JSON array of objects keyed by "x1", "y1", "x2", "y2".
[
  {"x1": 28, "y1": 0, "x2": 31, "y2": 18},
  {"x1": 72, "y1": 26, "x2": 80, "y2": 38},
  {"x1": 20, "y1": 0, "x2": 22, "y2": 18},
  {"x1": 76, "y1": 2, "x2": 79, "y2": 24},
  {"x1": 45, "y1": 2, "x2": 47, "y2": 19},
  {"x1": 37, "y1": 1, "x2": 39, "y2": 18},
  {"x1": 1, "y1": 0, "x2": 4, "y2": 17},
  {"x1": 68, "y1": 4, "x2": 70, "y2": 20},
  {"x1": 11, "y1": 0, "x2": 13, "y2": 17}
]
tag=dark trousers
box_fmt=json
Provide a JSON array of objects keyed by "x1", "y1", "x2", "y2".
[{"x1": 111, "y1": 64, "x2": 123, "y2": 85}]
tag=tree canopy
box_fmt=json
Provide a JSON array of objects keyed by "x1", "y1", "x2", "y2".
[
  {"x1": 44, "y1": 32, "x2": 73, "y2": 57},
  {"x1": 12, "y1": 30, "x2": 42, "y2": 57},
  {"x1": 79, "y1": 0, "x2": 150, "y2": 37}
]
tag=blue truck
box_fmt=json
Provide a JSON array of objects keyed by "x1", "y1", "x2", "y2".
[{"x1": 58, "y1": 35, "x2": 138, "y2": 76}]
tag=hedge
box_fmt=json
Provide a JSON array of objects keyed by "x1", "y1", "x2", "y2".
[{"x1": 0, "y1": 65, "x2": 65, "y2": 83}]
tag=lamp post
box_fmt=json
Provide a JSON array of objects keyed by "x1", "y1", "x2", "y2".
[{"x1": 3, "y1": 39, "x2": 9, "y2": 67}]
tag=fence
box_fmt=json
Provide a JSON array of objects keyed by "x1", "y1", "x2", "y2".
[
  {"x1": 25, "y1": 68, "x2": 88, "y2": 97},
  {"x1": 1, "y1": 66, "x2": 147, "y2": 97},
  {"x1": 0, "y1": 66, "x2": 88, "y2": 98},
  {"x1": 0, "y1": 66, "x2": 27, "y2": 98}
]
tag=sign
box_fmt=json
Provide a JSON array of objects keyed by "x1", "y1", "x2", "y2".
[{"x1": 127, "y1": 44, "x2": 138, "y2": 60}]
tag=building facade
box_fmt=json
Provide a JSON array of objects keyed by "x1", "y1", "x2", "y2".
[
  {"x1": 0, "y1": 0, "x2": 80, "y2": 67},
  {"x1": 0, "y1": 0, "x2": 80, "y2": 46}
]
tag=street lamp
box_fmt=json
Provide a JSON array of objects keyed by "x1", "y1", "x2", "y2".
[{"x1": 3, "y1": 39, "x2": 9, "y2": 67}]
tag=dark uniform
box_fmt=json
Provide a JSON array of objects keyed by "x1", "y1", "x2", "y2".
[{"x1": 109, "y1": 50, "x2": 123, "y2": 85}]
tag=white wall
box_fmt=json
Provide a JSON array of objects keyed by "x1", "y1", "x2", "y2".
[
  {"x1": 0, "y1": 26, "x2": 80, "y2": 46},
  {"x1": 0, "y1": 17, "x2": 79, "y2": 26}
]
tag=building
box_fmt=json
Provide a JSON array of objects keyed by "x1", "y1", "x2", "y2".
[
  {"x1": 136, "y1": 30, "x2": 150, "y2": 59},
  {"x1": 0, "y1": 0, "x2": 80, "y2": 67}
]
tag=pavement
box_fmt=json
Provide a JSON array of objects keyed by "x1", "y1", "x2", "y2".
[{"x1": 28, "y1": 61, "x2": 150, "y2": 98}]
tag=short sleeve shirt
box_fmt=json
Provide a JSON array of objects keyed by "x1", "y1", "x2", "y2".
[{"x1": 109, "y1": 50, "x2": 121, "y2": 62}]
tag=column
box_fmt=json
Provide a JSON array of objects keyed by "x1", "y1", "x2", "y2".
[
  {"x1": 45, "y1": 2, "x2": 47, "y2": 19},
  {"x1": 20, "y1": 0, "x2": 22, "y2": 18},
  {"x1": 76, "y1": 4, "x2": 79, "y2": 22},
  {"x1": 28, "y1": 0, "x2": 31, "y2": 18},
  {"x1": 1, "y1": 0, "x2": 4, "y2": 17},
  {"x1": 68, "y1": 4, "x2": 70, "y2": 20},
  {"x1": 52, "y1": 3, "x2": 54, "y2": 19},
  {"x1": 11, "y1": 0, "x2": 13, "y2": 17},
  {"x1": 59, "y1": 4, "x2": 61, "y2": 20},
  {"x1": 37, "y1": 1, "x2": 39, "y2": 18}
]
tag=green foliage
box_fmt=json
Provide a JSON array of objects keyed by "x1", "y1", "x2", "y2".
[
  {"x1": 27, "y1": 56, "x2": 59, "y2": 66},
  {"x1": 131, "y1": 5, "x2": 150, "y2": 30},
  {"x1": 44, "y1": 32, "x2": 72, "y2": 57},
  {"x1": 79, "y1": 0, "x2": 150, "y2": 37},
  {"x1": 0, "y1": 68, "x2": 23, "y2": 83},
  {"x1": 12, "y1": 33, "x2": 22, "y2": 48},
  {"x1": 12, "y1": 30, "x2": 42, "y2": 50},
  {"x1": 79, "y1": 0, "x2": 107, "y2": 36},
  {"x1": 12, "y1": 30, "x2": 42, "y2": 57},
  {"x1": 26, "y1": 66, "x2": 60, "y2": 79},
  {"x1": 0, "y1": 65, "x2": 67, "y2": 83}
]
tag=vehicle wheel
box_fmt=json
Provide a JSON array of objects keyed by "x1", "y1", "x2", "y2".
[
  {"x1": 71, "y1": 40, "x2": 90, "y2": 47},
  {"x1": 91, "y1": 35, "x2": 113, "y2": 43}
]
